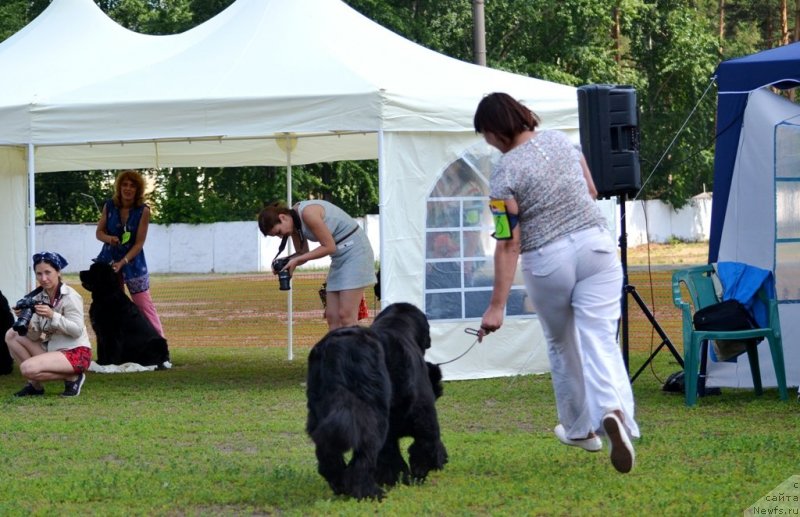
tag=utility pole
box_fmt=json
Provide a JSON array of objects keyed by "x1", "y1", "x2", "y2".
[{"x1": 472, "y1": 0, "x2": 486, "y2": 66}]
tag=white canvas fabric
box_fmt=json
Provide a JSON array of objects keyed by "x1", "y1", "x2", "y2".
[
  {"x1": 711, "y1": 88, "x2": 800, "y2": 388},
  {"x1": 0, "y1": 0, "x2": 582, "y2": 379}
]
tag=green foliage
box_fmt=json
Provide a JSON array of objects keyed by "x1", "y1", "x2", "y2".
[
  {"x1": 0, "y1": 1, "x2": 26, "y2": 42},
  {"x1": 35, "y1": 170, "x2": 114, "y2": 223},
  {"x1": 148, "y1": 163, "x2": 378, "y2": 224},
  {"x1": 628, "y1": 1, "x2": 720, "y2": 207},
  {"x1": 149, "y1": 166, "x2": 284, "y2": 224}
]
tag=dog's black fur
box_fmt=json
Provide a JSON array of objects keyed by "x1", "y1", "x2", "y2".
[
  {"x1": 0, "y1": 291, "x2": 15, "y2": 374},
  {"x1": 79, "y1": 262, "x2": 170, "y2": 367},
  {"x1": 306, "y1": 302, "x2": 447, "y2": 500}
]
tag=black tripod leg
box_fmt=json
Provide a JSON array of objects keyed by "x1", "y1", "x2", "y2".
[{"x1": 626, "y1": 284, "x2": 684, "y2": 383}]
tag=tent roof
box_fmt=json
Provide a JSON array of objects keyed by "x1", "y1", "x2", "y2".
[
  {"x1": 715, "y1": 41, "x2": 800, "y2": 93},
  {"x1": 0, "y1": 0, "x2": 578, "y2": 171}
]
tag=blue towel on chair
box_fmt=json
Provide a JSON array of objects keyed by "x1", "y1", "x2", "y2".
[
  {"x1": 708, "y1": 262, "x2": 775, "y2": 363},
  {"x1": 716, "y1": 261, "x2": 775, "y2": 328}
]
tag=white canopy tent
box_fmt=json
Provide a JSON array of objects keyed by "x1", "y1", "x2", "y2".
[{"x1": 0, "y1": 0, "x2": 581, "y2": 379}]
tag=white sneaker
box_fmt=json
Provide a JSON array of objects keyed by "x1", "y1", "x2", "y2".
[
  {"x1": 602, "y1": 413, "x2": 635, "y2": 473},
  {"x1": 554, "y1": 424, "x2": 602, "y2": 452}
]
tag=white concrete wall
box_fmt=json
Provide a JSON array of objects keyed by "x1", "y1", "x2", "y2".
[
  {"x1": 37, "y1": 215, "x2": 380, "y2": 274},
  {"x1": 35, "y1": 199, "x2": 709, "y2": 275},
  {"x1": 621, "y1": 194, "x2": 712, "y2": 246}
]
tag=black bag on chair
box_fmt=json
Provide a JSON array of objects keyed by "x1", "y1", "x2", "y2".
[
  {"x1": 692, "y1": 299, "x2": 760, "y2": 361},
  {"x1": 692, "y1": 299, "x2": 757, "y2": 331}
]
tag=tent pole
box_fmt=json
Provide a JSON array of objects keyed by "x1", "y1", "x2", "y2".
[
  {"x1": 377, "y1": 130, "x2": 385, "y2": 310},
  {"x1": 276, "y1": 133, "x2": 298, "y2": 360},
  {"x1": 286, "y1": 145, "x2": 294, "y2": 361},
  {"x1": 27, "y1": 143, "x2": 35, "y2": 291}
]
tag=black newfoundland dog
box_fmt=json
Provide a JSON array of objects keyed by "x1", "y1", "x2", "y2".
[
  {"x1": 0, "y1": 290, "x2": 15, "y2": 374},
  {"x1": 305, "y1": 302, "x2": 447, "y2": 500},
  {"x1": 79, "y1": 261, "x2": 170, "y2": 368}
]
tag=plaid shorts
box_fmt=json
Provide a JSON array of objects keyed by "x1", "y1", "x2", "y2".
[{"x1": 60, "y1": 346, "x2": 92, "y2": 374}]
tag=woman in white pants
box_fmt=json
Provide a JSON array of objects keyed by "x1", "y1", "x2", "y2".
[{"x1": 473, "y1": 92, "x2": 639, "y2": 473}]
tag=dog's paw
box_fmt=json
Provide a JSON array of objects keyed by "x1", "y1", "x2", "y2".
[{"x1": 351, "y1": 484, "x2": 385, "y2": 501}]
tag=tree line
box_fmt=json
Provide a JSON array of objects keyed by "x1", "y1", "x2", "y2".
[{"x1": 1, "y1": 0, "x2": 795, "y2": 222}]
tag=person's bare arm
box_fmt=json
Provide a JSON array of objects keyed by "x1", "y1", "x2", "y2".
[
  {"x1": 287, "y1": 204, "x2": 337, "y2": 272},
  {"x1": 480, "y1": 197, "x2": 521, "y2": 338},
  {"x1": 580, "y1": 155, "x2": 598, "y2": 199}
]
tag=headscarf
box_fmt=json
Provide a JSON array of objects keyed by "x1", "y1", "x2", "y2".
[{"x1": 32, "y1": 251, "x2": 69, "y2": 271}]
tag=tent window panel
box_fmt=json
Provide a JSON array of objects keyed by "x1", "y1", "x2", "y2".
[
  {"x1": 775, "y1": 241, "x2": 800, "y2": 302},
  {"x1": 464, "y1": 291, "x2": 492, "y2": 319},
  {"x1": 427, "y1": 200, "x2": 461, "y2": 228},
  {"x1": 463, "y1": 200, "x2": 486, "y2": 226},
  {"x1": 506, "y1": 288, "x2": 535, "y2": 316},
  {"x1": 776, "y1": 181, "x2": 800, "y2": 239},
  {"x1": 425, "y1": 292, "x2": 462, "y2": 320},
  {"x1": 425, "y1": 148, "x2": 529, "y2": 321},
  {"x1": 464, "y1": 259, "x2": 493, "y2": 288},
  {"x1": 463, "y1": 230, "x2": 490, "y2": 259},
  {"x1": 776, "y1": 124, "x2": 800, "y2": 179},
  {"x1": 426, "y1": 261, "x2": 461, "y2": 290},
  {"x1": 427, "y1": 231, "x2": 460, "y2": 259}
]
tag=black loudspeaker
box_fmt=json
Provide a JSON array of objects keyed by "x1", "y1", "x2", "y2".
[{"x1": 577, "y1": 84, "x2": 641, "y2": 199}]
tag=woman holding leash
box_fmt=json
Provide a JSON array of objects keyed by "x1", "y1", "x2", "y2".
[
  {"x1": 258, "y1": 200, "x2": 375, "y2": 330},
  {"x1": 5, "y1": 252, "x2": 92, "y2": 397},
  {"x1": 472, "y1": 92, "x2": 638, "y2": 473},
  {"x1": 95, "y1": 169, "x2": 164, "y2": 338}
]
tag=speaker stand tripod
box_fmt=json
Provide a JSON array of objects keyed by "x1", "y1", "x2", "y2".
[{"x1": 617, "y1": 195, "x2": 684, "y2": 382}]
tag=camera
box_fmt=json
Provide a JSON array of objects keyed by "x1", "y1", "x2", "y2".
[
  {"x1": 12, "y1": 296, "x2": 39, "y2": 337},
  {"x1": 272, "y1": 257, "x2": 292, "y2": 291}
]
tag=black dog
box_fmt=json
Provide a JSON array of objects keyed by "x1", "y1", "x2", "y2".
[
  {"x1": 0, "y1": 291, "x2": 15, "y2": 374},
  {"x1": 79, "y1": 262, "x2": 170, "y2": 368},
  {"x1": 306, "y1": 302, "x2": 447, "y2": 500}
]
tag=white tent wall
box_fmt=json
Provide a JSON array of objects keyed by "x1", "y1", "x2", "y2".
[
  {"x1": 381, "y1": 132, "x2": 552, "y2": 380},
  {"x1": 0, "y1": 0, "x2": 587, "y2": 380},
  {"x1": 0, "y1": 168, "x2": 29, "y2": 297},
  {"x1": 711, "y1": 88, "x2": 800, "y2": 388}
]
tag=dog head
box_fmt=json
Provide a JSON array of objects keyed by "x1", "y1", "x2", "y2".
[
  {"x1": 79, "y1": 261, "x2": 121, "y2": 297},
  {"x1": 372, "y1": 302, "x2": 431, "y2": 352}
]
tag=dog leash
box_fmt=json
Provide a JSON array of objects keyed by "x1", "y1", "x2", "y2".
[{"x1": 435, "y1": 328, "x2": 483, "y2": 366}]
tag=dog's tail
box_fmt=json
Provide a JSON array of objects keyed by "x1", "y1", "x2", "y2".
[
  {"x1": 309, "y1": 388, "x2": 385, "y2": 452},
  {"x1": 306, "y1": 327, "x2": 391, "y2": 452}
]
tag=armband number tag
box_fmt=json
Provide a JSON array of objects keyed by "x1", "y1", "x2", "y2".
[{"x1": 490, "y1": 199, "x2": 512, "y2": 240}]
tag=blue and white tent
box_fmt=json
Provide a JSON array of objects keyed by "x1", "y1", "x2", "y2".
[{"x1": 708, "y1": 43, "x2": 800, "y2": 388}]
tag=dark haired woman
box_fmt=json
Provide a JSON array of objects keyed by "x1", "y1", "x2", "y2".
[
  {"x1": 258, "y1": 200, "x2": 374, "y2": 330},
  {"x1": 473, "y1": 92, "x2": 638, "y2": 473},
  {"x1": 5, "y1": 252, "x2": 91, "y2": 397},
  {"x1": 96, "y1": 170, "x2": 165, "y2": 339}
]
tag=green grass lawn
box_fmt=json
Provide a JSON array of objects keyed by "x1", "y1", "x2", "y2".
[
  {"x1": 0, "y1": 346, "x2": 795, "y2": 516},
  {"x1": 2, "y1": 266, "x2": 793, "y2": 515}
]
